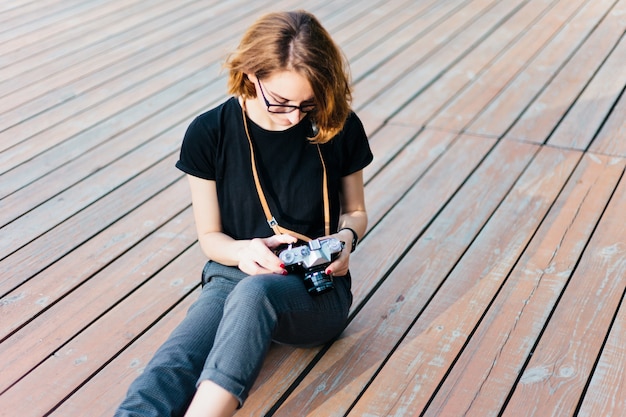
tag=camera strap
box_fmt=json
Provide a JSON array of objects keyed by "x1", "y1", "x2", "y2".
[{"x1": 242, "y1": 103, "x2": 330, "y2": 242}]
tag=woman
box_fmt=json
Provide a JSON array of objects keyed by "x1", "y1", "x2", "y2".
[{"x1": 115, "y1": 10, "x2": 372, "y2": 417}]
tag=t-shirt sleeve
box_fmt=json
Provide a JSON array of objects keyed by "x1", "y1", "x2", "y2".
[
  {"x1": 340, "y1": 112, "x2": 374, "y2": 176},
  {"x1": 175, "y1": 114, "x2": 217, "y2": 180}
]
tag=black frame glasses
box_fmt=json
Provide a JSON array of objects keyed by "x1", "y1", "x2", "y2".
[{"x1": 257, "y1": 80, "x2": 316, "y2": 114}]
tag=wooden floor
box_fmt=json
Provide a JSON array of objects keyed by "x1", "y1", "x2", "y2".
[{"x1": 1, "y1": 0, "x2": 625, "y2": 416}]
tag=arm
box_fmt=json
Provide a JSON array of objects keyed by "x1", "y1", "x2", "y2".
[
  {"x1": 186, "y1": 175, "x2": 296, "y2": 275},
  {"x1": 326, "y1": 169, "x2": 368, "y2": 276}
]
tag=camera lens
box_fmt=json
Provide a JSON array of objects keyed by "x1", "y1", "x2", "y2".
[{"x1": 303, "y1": 270, "x2": 334, "y2": 295}]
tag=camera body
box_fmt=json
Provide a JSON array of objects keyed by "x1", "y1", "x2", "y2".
[{"x1": 278, "y1": 237, "x2": 344, "y2": 295}]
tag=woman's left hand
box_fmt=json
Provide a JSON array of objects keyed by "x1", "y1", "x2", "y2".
[
  {"x1": 324, "y1": 170, "x2": 368, "y2": 277},
  {"x1": 324, "y1": 229, "x2": 354, "y2": 277}
]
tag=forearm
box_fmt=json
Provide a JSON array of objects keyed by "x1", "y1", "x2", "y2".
[
  {"x1": 335, "y1": 209, "x2": 367, "y2": 255},
  {"x1": 197, "y1": 232, "x2": 249, "y2": 267},
  {"x1": 197, "y1": 230, "x2": 297, "y2": 276},
  {"x1": 338, "y1": 210, "x2": 367, "y2": 240},
  {"x1": 334, "y1": 170, "x2": 368, "y2": 254}
]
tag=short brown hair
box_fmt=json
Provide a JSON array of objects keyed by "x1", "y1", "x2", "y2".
[{"x1": 225, "y1": 10, "x2": 352, "y2": 143}]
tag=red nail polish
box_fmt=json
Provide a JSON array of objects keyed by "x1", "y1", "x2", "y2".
[
  {"x1": 326, "y1": 269, "x2": 332, "y2": 275},
  {"x1": 280, "y1": 263, "x2": 285, "y2": 268},
  {"x1": 282, "y1": 270, "x2": 288, "y2": 276}
]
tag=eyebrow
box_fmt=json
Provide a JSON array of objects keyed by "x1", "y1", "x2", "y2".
[{"x1": 268, "y1": 88, "x2": 315, "y2": 104}]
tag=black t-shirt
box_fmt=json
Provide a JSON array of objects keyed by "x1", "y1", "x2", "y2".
[{"x1": 176, "y1": 97, "x2": 373, "y2": 241}]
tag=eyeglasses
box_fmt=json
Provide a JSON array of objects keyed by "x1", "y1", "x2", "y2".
[{"x1": 257, "y1": 80, "x2": 316, "y2": 114}]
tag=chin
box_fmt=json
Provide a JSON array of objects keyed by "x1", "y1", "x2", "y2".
[
  {"x1": 276, "y1": 120, "x2": 296, "y2": 128},
  {"x1": 271, "y1": 115, "x2": 303, "y2": 129}
]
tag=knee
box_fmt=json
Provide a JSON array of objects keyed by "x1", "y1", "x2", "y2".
[{"x1": 226, "y1": 275, "x2": 277, "y2": 310}]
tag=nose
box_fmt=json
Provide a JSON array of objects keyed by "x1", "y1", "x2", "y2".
[{"x1": 286, "y1": 110, "x2": 302, "y2": 124}]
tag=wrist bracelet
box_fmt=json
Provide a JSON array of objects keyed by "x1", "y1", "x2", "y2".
[{"x1": 339, "y1": 227, "x2": 358, "y2": 253}]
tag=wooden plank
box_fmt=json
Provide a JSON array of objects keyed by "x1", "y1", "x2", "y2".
[
  {"x1": 577, "y1": 273, "x2": 626, "y2": 416},
  {"x1": 0, "y1": 0, "x2": 105, "y2": 46},
  {"x1": 547, "y1": 21, "x2": 626, "y2": 150},
  {"x1": 0, "y1": 245, "x2": 204, "y2": 417},
  {"x1": 0, "y1": 0, "x2": 151, "y2": 64},
  {"x1": 427, "y1": 0, "x2": 589, "y2": 133},
  {"x1": 3, "y1": 3, "x2": 358, "y2": 188},
  {"x1": 0, "y1": 58, "x2": 222, "y2": 174},
  {"x1": 0, "y1": 62, "x2": 223, "y2": 211},
  {"x1": 589, "y1": 77, "x2": 626, "y2": 157},
  {"x1": 3, "y1": 0, "x2": 398, "y2": 174},
  {"x1": 315, "y1": 0, "x2": 385, "y2": 38},
  {"x1": 0, "y1": 0, "x2": 206, "y2": 95},
  {"x1": 346, "y1": 145, "x2": 582, "y2": 417},
  {"x1": 48, "y1": 288, "x2": 200, "y2": 417},
  {"x1": 0, "y1": 0, "x2": 69, "y2": 32},
  {"x1": 466, "y1": 0, "x2": 620, "y2": 138},
  {"x1": 351, "y1": 0, "x2": 498, "y2": 89},
  {"x1": 350, "y1": 135, "x2": 496, "y2": 309},
  {"x1": 0, "y1": 0, "x2": 40, "y2": 16},
  {"x1": 1, "y1": 0, "x2": 326, "y2": 115},
  {"x1": 0, "y1": 203, "x2": 196, "y2": 392},
  {"x1": 339, "y1": 0, "x2": 440, "y2": 63},
  {"x1": 0, "y1": 0, "x2": 217, "y2": 118},
  {"x1": 233, "y1": 349, "x2": 320, "y2": 417},
  {"x1": 357, "y1": 0, "x2": 541, "y2": 133},
  {"x1": 0, "y1": 123, "x2": 183, "y2": 259},
  {"x1": 365, "y1": 127, "x2": 460, "y2": 227},
  {"x1": 0, "y1": 0, "x2": 325, "y2": 97},
  {"x1": 347, "y1": 0, "x2": 448, "y2": 83},
  {"x1": 0, "y1": 175, "x2": 190, "y2": 337},
  {"x1": 0, "y1": 75, "x2": 229, "y2": 207},
  {"x1": 500, "y1": 160, "x2": 626, "y2": 416},
  {"x1": 273, "y1": 138, "x2": 535, "y2": 416},
  {"x1": 423, "y1": 153, "x2": 625, "y2": 416},
  {"x1": 0, "y1": 0, "x2": 321, "y2": 175},
  {"x1": 330, "y1": 0, "x2": 427, "y2": 53},
  {"x1": 363, "y1": 123, "x2": 424, "y2": 183},
  {"x1": 390, "y1": 0, "x2": 557, "y2": 129},
  {"x1": 236, "y1": 134, "x2": 499, "y2": 416},
  {"x1": 505, "y1": 0, "x2": 626, "y2": 144}
]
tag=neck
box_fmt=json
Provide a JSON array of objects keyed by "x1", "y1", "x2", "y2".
[{"x1": 240, "y1": 97, "x2": 275, "y2": 131}]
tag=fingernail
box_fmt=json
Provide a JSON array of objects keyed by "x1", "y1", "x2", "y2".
[
  {"x1": 280, "y1": 263, "x2": 285, "y2": 268},
  {"x1": 326, "y1": 269, "x2": 332, "y2": 275},
  {"x1": 282, "y1": 270, "x2": 288, "y2": 276}
]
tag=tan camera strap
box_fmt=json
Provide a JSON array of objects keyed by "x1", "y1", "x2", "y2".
[{"x1": 242, "y1": 103, "x2": 330, "y2": 243}]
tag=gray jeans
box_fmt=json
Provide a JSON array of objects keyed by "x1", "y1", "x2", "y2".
[{"x1": 114, "y1": 261, "x2": 352, "y2": 416}]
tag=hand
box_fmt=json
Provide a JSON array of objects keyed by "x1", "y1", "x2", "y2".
[
  {"x1": 237, "y1": 234, "x2": 297, "y2": 276},
  {"x1": 324, "y1": 229, "x2": 353, "y2": 277}
]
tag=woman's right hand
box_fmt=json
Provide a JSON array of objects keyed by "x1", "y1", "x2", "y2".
[{"x1": 236, "y1": 234, "x2": 298, "y2": 276}]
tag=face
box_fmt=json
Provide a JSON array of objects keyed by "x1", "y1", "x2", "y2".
[{"x1": 247, "y1": 71, "x2": 315, "y2": 130}]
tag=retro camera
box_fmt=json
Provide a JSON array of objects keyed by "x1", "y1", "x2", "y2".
[{"x1": 278, "y1": 237, "x2": 344, "y2": 295}]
